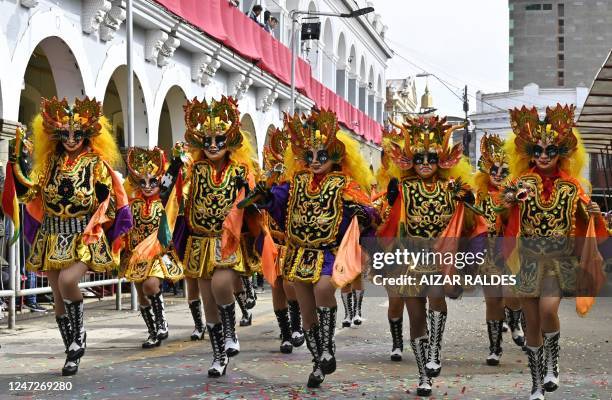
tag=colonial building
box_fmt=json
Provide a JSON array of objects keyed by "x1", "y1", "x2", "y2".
[
  {"x1": 470, "y1": 82, "x2": 590, "y2": 177},
  {"x1": 384, "y1": 77, "x2": 418, "y2": 128},
  {"x1": 0, "y1": 0, "x2": 391, "y2": 167}
]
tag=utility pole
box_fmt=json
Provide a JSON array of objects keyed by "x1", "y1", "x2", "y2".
[{"x1": 462, "y1": 85, "x2": 470, "y2": 158}]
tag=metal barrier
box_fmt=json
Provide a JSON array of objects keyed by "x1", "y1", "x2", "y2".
[{"x1": 0, "y1": 219, "x2": 138, "y2": 329}]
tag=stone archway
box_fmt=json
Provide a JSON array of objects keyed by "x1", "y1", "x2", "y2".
[
  {"x1": 18, "y1": 37, "x2": 86, "y2": 131},
  {"x1": 158, "y1": 86, "x2": 187, "y2": 154},
  {"x1": 101, "y1": 66, "x2": 149, "y2": 148},
  {"x1": 240, "y1": 113, "x2": 259, "y2": 162}
]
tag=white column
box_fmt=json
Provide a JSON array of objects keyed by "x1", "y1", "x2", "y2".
[
  {"x1": 358, "y1": 81, "x2": 367, "y2": 114},
  {"x1": 348, "y1": 72, "x2": 358, "y2": 107},
  {"x1": 336, "y1": 59, "x2": 349, "y2": 99},
  {"x1": 376, "y1": 96, "x2": 384, "y2": 123},
  {"x1": 367, "y1": 88, "x2": 375, "y2": 119}
]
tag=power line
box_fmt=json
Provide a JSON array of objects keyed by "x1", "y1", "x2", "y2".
[{"x1": 391, "y1": 51, "x2": 509, "y2": 113}]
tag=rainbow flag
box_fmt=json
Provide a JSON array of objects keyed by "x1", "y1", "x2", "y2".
[{"x1": 2, "y1": 162, "x2": 20, "y2": 244}]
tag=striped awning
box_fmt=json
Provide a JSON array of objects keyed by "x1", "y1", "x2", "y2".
[{"x1": 576, "y1": 50, "x2": 612, "y2": 153}]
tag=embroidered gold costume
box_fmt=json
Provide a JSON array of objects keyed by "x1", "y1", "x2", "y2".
[
  {"x1": 171, "y1": 96, "x2": 257, "y2": 280},
  {"x1": 474, "y1": 133, "x2": 510, "y2": 275},
  {"x1": 14, "y1": 97, "x2": 130, "y2": 273},
  {"x1": 503, "y1": 105, "x2": 607, "y2": 297},
  {"x1": 26, "y1": 153, "x2": 116, "y2": 271},
  {"x1": 121, "y1": 147, "x2": 183, "y2": 283}
]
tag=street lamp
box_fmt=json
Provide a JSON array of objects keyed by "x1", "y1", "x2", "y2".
[{"x1": 289, "y1": 7, "x2": 375, "y2": 114}]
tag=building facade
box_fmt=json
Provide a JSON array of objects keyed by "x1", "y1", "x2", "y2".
[
  {"x1": 0, "y1": 0, "x2": 391, "y2": 169},
  {"x1": 470, "y1": 82, "x2": 590, "y2": 177},
  {"x1": 384, "y1": 77, "x2": 418, "y2": 128},
  {"x1": 509, "y1": 0, "x2": 612, "y2": 89}
]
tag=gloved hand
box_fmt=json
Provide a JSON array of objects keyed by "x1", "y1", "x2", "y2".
[
  {"x1": 386, "y1": 178, "x2": 399, "y2": 206},
  {"x1": 234, "y1": 175, "x2": 251, "y2": 195},
  {"x1": 95, "y1": 182, "x2": 110, "y2": 203}
]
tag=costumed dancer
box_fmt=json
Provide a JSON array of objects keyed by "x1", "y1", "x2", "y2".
[
  {"x1": 247, "y1": 110, "x2": 378, "y2": 387},
  {"x1": 234, "y1": 206, "x2": 262, "y2": 326},
  {"x1": 120, "y1": 147, "x2": 183, "y2": 348},
  {"x1": 158, "y1": 144, "x2": 206, "y2": 342},
  {"x1": 256, "y1": 126, "x2": 305, "y2": 353},
  {"x1": 378, "y1": 116, "x2": 488, "y2": 397},
  {"x1": 502, "y1": 105, "x2": 608, "y2": 400},
  {"x1": 4, "y1": 97, "x2": 132, "y2": 375},
  {"x1": 371, "y1": 140, "x2": 405, "y2": 361},
  {"x1": 167, "y1": 96, "x2": 257, "y2": 377},
  {"x1": 474, "y1": 134, "x2": 525, "y2": 366}
]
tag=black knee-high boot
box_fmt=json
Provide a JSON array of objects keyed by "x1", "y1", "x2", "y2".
[
  {"x1": 288, "y1": 300, "x2": 305, "y2": 347},
  {"x1": 188, "y1": 299, "x2": 205, "y2": 340},
  {"x1": 62, "y1": 299, "x2": 86, "y2": 376},
  {"x1": 149, "y1": 292, "x2": 168, "y2": 341}
]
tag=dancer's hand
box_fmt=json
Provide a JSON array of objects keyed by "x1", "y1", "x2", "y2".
[
  {"x1": 586, "y1": 201, "x2": 601, "y2": 215},
  {"x1": 386, "y1": 178, "x2": 399, "y2": 206}
]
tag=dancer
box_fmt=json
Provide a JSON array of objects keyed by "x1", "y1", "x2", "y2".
[
  {"x1": 258, "y1": 126, "x2": 304, "y2": 353},
  {"x1": 6, "y1": 97, "x2": 132, "y2": 375},
  {"x1": 502, "y1": 105, "x2": 608, "y2": 400},
  {"x1": 372, "y1": 143, "x2": 405, "y2": 361},
  {"x1": 248, "y1": 110, "x2": 378, "y2": 387},
  {"x1": 121, "y1": 147, "x2": 183, "y2": 348},
  {"x1": 168, "y1": 96, "x2": 257, "y2": 377},
  {"x1": 474, "y1": 133, "x2": 525, "y2": 366},
  {"x1": 235, "y1": 226, "x2": 262, "y2": 326},
  {"x1": 379, "y1": 116, "x2": 487, "y2": 396}
]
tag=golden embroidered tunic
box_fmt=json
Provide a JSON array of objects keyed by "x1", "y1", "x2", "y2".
[
  {"x1": 21, "y1": 153, "x2": 116, "y2": 272},
  {"x1": 264, "y1": 171, "x2": 376, "y2": 284},
  {"x1": 476, "y1": 189, "x2": 505, "y2": 275},
  {"x1": 121, "y1": 196, "x2": 183, "y2": 283},
  {"x1": 178, "y1": 159, "x2": 249, "y2": 279},
  {"x1": 512, "y1": 172, "x2": 583, "y2": 296}
]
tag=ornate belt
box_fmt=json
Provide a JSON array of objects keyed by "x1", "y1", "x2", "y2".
[{"x1": 42, "y1": 215, "x2": 91, "y2": 235}]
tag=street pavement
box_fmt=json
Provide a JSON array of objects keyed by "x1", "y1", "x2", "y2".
[{"x1": 0, "y1": 289, "x2": 610, "y2": 400}]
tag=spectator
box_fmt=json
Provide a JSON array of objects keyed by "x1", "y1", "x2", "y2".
[
  {"x1": 265, "y1": 16, "x2": 279, "y2": 38},
  {"x1": 249, "y1": 5, "x2": 263, "y2": 26}
]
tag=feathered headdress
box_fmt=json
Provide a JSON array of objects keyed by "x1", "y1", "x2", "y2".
[
  {"x1": 478, "y1": 133, "x2": 508, "y2": 174},
  {"x1": 285, "y1": 109, "x2": 346, "y2": 164},
  {"x1": 183, "y1": 96, "x2": 242, "y2": 151},
  {"x1": 126, "y1": 147, "x2": 166, "y2": 183},
  {"x1": 385, "y1": 115, "x2": 464, "y2": 170},
  {"x1": 510, "y1": 104, "x2": 578, "y2": 158},
  {"x1": 41, "y1": 96, "x2": 103, "y2": 138}
]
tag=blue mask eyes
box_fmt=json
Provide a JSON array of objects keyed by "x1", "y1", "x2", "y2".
[{"x1": 414, "y1": 152, "x2": 438, "y2": 165}]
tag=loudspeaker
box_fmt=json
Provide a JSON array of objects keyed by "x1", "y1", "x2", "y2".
[{"x1": 301, "y1": 22, "x2": 321, "y2": 40}]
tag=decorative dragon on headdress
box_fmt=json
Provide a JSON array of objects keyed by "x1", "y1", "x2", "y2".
[
  {"x1": 385, "y1": 115, "x2": 465, "y2": 170},
  {"x1": 509, "y1": 103, "x2": 578, "y2": 158},
  {"x1": 183, "y1": 96, "x2": 243, "y2": 151}
]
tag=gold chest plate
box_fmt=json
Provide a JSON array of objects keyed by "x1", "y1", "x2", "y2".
[
  {"x1": 286, "y1": 172, "x2": 346, "y2": 248},
  {"x1": 186, "y1": 162, "x2": 245, "y2": 235},
  {"x1": 401, "y1": 179, "x2": 455, "y2": 238},
  {"x1": 518, "y1": 175, "x2": 579, "y2": 237},
  {"x1": 43, "y1": 154, "x2": 99, "y2": 218},
  {"x1": 128, "y1": 198, "x2": 164, "y2": 250}
]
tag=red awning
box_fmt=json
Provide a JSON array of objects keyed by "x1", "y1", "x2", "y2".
[{"x1": 153, "y1": 0, "x2": 382, "y2": 144}]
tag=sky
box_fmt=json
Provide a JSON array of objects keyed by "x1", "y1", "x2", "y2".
[{"x1": 375, "y1": 0, "x2": 510, "y2": 117}]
